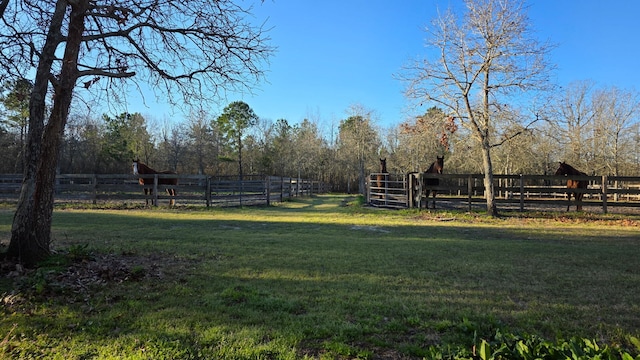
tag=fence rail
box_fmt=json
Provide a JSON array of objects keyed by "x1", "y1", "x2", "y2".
[
  {"x1": 368, "y1": 173, "x2": 640, "y2": 213},
  {"x1": 0, "y1": 174, "x2": 328, "y2": 207}
]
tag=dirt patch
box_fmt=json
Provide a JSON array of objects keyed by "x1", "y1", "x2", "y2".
[{"x1": 1, "y1": 251, "x2": 191, "y2": 312}]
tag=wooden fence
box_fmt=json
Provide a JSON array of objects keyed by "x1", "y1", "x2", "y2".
[
  {"x1": 368, "y1": 172, "x2": 640, "y2": 213},
  {"x1": 0, "y1": 174, "x2": 328, "y2": 206}
]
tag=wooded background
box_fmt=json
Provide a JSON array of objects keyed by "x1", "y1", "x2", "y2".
[{"x1": 1, "y1": 81, "x2": 639, "y2": 194}]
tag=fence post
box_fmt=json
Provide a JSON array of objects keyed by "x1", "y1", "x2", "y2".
[
  {"x1": 266, "y1": 176, "x2": 271, "y2": 206},
  {"x1": 153, "y1": 174, "x2": 159, "y2": 206},
  {"x1": 406, "y1": 174, "x2": 412, "y2": 208},
  {"x1": 206, "y1": 176, "x2": 211, "y2": 207},
  {"x1": 404, "y1": 174, "x2": 413, "y2": 209},
  {"x1": 519, "y1": 174, "x2": 524, "y2": 212},
  {"x1": 467, "y1": 175, "x2": 473, "y2": 212},
  {"x1": 384, "y1": 174, "x2": 389, "y2": 206},
  {"x1": 602, "y1": 175, "x2": 608, "y2": 214},
  {"x1": 92, "y1": 174, "x2": 98, "y2": 205}
]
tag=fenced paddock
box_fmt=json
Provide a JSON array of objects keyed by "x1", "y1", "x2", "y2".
[
  {"x1": 369, "y1": 172, "x2": 640, "y2": 213},
  {"x1": 0, "y1": 174, "x2": 328, "y2": 206}
]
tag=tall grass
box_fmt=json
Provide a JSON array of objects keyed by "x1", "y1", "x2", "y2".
[{"x1": 0, "y1": 195, "x2": 639, "y2": 359}]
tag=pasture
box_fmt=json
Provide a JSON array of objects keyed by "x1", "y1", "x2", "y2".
[{"x1": 0, "y1": 195, "x2": 639, "y2": 359}]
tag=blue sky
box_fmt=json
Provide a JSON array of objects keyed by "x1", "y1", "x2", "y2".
[{"x1": 124, "y1": 0, "x2": 640, "y2": 129}]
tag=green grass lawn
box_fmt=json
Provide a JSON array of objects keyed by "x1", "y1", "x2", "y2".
[{"x1": 0, "y1": 195, "x2": 639, "y2": 359}]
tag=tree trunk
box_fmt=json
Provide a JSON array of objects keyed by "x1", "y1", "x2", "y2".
[
  {"x1": 481, "y1": 141, "x2": 498, "y2": 217},
  {"x1": 6, "y1": 1, "x2": 85, "y2": 265},
  {"x1": 358, "y1": 158, "x2": 366, "y2": 196},
  {"x1": 238, "y1": 133, "x2": 243, "y2": 181}
]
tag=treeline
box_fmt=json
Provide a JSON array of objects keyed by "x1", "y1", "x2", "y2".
[{"x1": 1, "y1": 81, "x2": 639, "y2": 193}]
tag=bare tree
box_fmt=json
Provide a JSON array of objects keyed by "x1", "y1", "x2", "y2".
[
  {"x1": 1, "y1": 1, "x2": 273, "y2": 264},
  {"x1": 399, "y1": 0, "x2": 554, "y2": 216},
  {"x1": 159, "y1": 122, "x2": 188, "y2": 172},
  {"x1": 591, "y1": 86, "x2": 640, "y2": 175},
  {"x1": 546, "y1": 80, "x2": 596, "y2": 167}
]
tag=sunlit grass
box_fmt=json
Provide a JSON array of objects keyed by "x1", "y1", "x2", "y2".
[{"x1": 1, "y1": 195, "x2": 639, "y2": 358}]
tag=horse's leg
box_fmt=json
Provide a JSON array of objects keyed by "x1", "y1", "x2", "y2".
[
  {"x1": 422, "y1": 188, "x2": 430, "y2": 209},
  {"x1": 431, "y1": 191, "x2": 437, "y2": 209},
  {"x1": 566, "y1": 192, "x2": 571, "y2": 212},
  {"x1": 144, "y1": 188, "x2": 149, "y2": 206},
  {"x1": 576, "y1": 192, "x2": 583, "y2": 211},
  {"x1": 166, "y1": 188, "x2": 176, "y2": 206}
]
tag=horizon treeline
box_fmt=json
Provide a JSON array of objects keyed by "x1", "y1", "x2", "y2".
[{"x1": 1, "y1": 81, "x2": 639, "y2": 193}]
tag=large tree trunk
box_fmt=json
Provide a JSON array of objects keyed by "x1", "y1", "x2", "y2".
[
  {"x1": 481, "y1": 141, "x2": 498, "y2": 217},
  {"x1": 7, "y1": 1, "x2": 86, "y2": 265}
]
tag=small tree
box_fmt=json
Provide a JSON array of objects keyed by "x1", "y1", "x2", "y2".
[
  {"x1": 273, "y1": 118, "x2": 294, "y2": 176},
  {"x1": 400, "y1": 0, "x2": 554, "y2": 216},
  {"x1": 185, "y1": 110, "x2": 217, "y2": 175},
  {"x1": 398, "y1": 106, "x2": 455, "y2": 172},
  {"x1": 336, "y1": 105, "x2": 380, "y2": 195},
  {"x1": 216, "y1": 101, "x2": 258, "y2": 180},
  {"x1": 101, "y1": 112, "x2": 152, "y2": 172}
]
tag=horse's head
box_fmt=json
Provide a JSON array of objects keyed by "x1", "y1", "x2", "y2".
[
  {"x1": 555, "y1": 162, "x2": 568, "y2": 176},
  {"x1": 380, "y1": 158, "x2": 387, "y2": 173},
  {"x1": 435, "y1": 156, "x2": 444, "y2": 174}
]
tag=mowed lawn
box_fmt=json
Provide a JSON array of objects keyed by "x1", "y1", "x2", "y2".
[{"x1": 0, "y1": 194, "x2": 639, "y2": 359}]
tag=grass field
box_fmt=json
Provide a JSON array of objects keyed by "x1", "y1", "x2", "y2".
[{"x1": 0, "y1": 194, "x2": 639, "y2": 359}]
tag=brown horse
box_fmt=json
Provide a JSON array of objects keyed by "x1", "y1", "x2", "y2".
[
  {"x1": 554, "y1": 161, "x2": 588, "y2": 211},
  {"x1": 132, "y1": 160, "x2": 178, "y2": 206},
  {"x1": 424, "y1": 156, "x2": 444, "y2": 209},
  {"x1": 376, "y1": 158, "x2": 388, "y2": 198}
]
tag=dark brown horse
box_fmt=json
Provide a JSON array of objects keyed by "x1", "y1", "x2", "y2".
[
  {"x1": 376, "y1": 158, "x2": 388, "y2": 198},
  {"x1": 424, "y1": 156, "x2": 444, "y2": 209},
  {"x1": 554, "y1": 161, "x2": 588, "y2": 211},
  {"x1": 132, "y1": 160, "x2": 178, "y2": 206}
]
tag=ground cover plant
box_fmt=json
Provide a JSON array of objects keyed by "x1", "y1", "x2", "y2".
[{"x1": 0, "y1": 195, "x2": 639, "y2": 359}]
